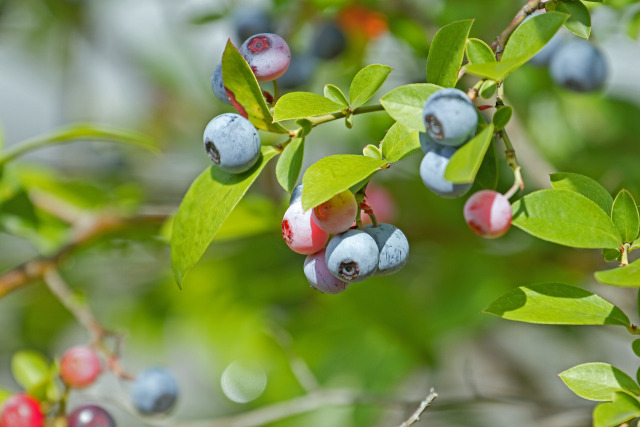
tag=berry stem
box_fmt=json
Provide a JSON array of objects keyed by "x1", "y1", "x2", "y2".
[
  {"x1": 491, "y1": 0, "x2": 545, "y2": 60},
  {"x1": 273, "y1": 79, "x2": 281, "y2": 103},
  {"x1": 500, "y1": 130, "x2": 525, "y2": 200}
]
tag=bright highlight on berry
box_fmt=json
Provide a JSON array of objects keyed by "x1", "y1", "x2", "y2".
[
  {"x1": 67, "y1": 405, "x2": 115, "y2": 427},
  {"x1": 463, "y1": 190, "x2": 513, "y2": 238},
  {"x1": 0, "y1": 393, "x2": 44, "y2": 427}
]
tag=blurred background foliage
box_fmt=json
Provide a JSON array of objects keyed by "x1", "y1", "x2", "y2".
[{"x1": 1, "y1": 0, "x2": 640, "y2": 426}]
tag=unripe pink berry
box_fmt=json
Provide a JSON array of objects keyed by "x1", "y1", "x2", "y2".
[
  {"x1": 303, "y1": 248, "x2": 349, "y2": 294},
  {"x1": 59, "y1": 346, "x2": 102, "y2": 389},
  {"x1": 361, "y1": 184, "x2": 396, "y2": 226},
  {"x1": 0, "y1": 394, "x2": 43, "y2": 427},
  {"x1": 312, "y1": 190, "x2": 358, "y2": 234},
  {"x1": 282, "y1": 200, "x2": 330, "y2": 254},
  {"x1": 463, "y1": 190, "x2": 512, "y2": 238}
]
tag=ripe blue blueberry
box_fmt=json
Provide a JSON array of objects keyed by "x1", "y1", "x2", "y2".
[
  {"x1": 549, "y1": 40, "x2": 607, "y2": 92},
  {"x1": 233, "y1": 9, "x2": 272, "y2": 42},
  {"x1": 312, "y1": 21, "x2": 347, "y2": 60},
  {"x1": 419, "y1": 131, "x2": 436, "y2": 154},
  {"x1": 278, "y1": 53, "x2": 316, "y2": 89},
  {"x1": 422, "y1": 88, "x2": 478, "y2": 147},
  {"x1": 211, "y1": 63, "x2": 231, "y2": 105},
  {"x1": 203, "y1": 113, "x2": 261, "y2": 174},
  {"x1": 67, "y1": 405, "x2": 115, "y2": 427},
  {"x1": 304, "y1": 248, "x2": 349, "y2": 294},
  {"x1": 362, "y1": 223, "x2": 409, "y2": 275},
  {"x1": 239, "y1": 33, "x2": 291, "y2": 82},
  {"x1": 420, "y1": 142, "x2": 472, "y2": 198},
  {"x1": 325, "y1": 229, "x2": 379, "y2": 283},
  {"x1": 290, "y1": 183, "x2": 303, "y2": 206},
  {"x1": 130, "y1": 368, "x2": 178, "y2": 415}
]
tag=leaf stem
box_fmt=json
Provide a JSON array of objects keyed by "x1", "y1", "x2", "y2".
[
  {"x1": 621, "y1": 243, "x2": 631, "y2": 267},
  {"x1": 500, "y1": 129, "x2": 525, "y2": 200},
  {"x1": 491, "y1": 0, "x2": 545, "y2": 60},
  {"x1": 273, "y1": 79, "x2": 280, "y2": 103},
  {"x1": 305, "y1": 104, "x2": 386, "y2": 127}
]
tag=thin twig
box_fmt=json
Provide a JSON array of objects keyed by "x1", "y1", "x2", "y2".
[
  {"x1": 490, "y1": 0, "x2": 544, "y2": 60},
  {"x1": 397, "y1": 388, "x2": 438, "y2": 427}
]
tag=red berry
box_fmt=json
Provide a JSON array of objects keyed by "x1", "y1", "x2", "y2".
[
  {"x1": 67, "y1": 405, "x2": 115, "y2": 427},
  {"x1": 312, "y1": 190, "x2": 358, "y2": 234},
  {"x1": 463, "y1": 190, "x2": 512, "y2": 238},
  {"x1": 0, "y1": 394, "x2": 43, "y2": 427},
  {"x1": 60, "y1": 346, "x2": 102, "y2": 389},
  {"x1": 282, "y1": 200, "x2": 329, "y2": 254}
]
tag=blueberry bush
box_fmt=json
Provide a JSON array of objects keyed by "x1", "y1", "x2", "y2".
[{"x1": 2, "y1": 0, "x2": 640, "y2": 426}]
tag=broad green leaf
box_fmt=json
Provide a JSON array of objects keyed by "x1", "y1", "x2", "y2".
[
  {"x1": 214, "y1": 195, "x2": 279, "y2": 241},
  {"x1": 556, "y1": 0, "x2": 591, "y2": 39},
  {"x1": 611, "y1": 189, "x2": 639, "y2": 243},
  {"x1": 550, "y1": 172, "x2": 613, "y2": 213},
  {"x1": 479, "y1": 80, "x2": 497, "y2": 98},
  {"x1": 595, "y1": 258, "x2": 640, "y2": 287},
  {"x1": 492, "y1": 106, "x2": 512, "y2": 130},
  {"x1": 594, "y1": 391, "x2": 640, "y2": 427},
  {"x1": 511, "y1": 189, "x2": 622, "y2": 249},
  {"x1": 444, "y1": 125, "x2": 494, "y2": 184},
  {"x1": 560, "y1": 363, "x2": 640, "y2": 401},
  {"x1": 380, "y1": 83, "x2": 442, "y2": 132},
  {"x1": 380, "y1": 122, "x2": 421, "y2": 163},
  {"x1": 275, "y1": 137, "x2": 304, "y2": 193},
  {"x1": 171, "y1": 147, "x2": 278, "y2": 284},
  {"x1": 0, "y1": 124, "x2": 157, "y2": 167},
  {"x1": 324, "y1": 84, "x2": 349, "y2": 108},
  {"x1": 466, "y1": 38, "x2": 496, "y2": 64},
  {"x1": 427, "y1": 20, "x2": 474, "y2": 87},
  {"x1": 349, "y1": 64, "x2": 393, "y2": 109},
  {"x1": 273, "y1": 92, "x2": 344, "y2": 122},
  {"x1": 465, "y1": 12, "x2": 568, "y2": 81},
  {"x1": 363, "y1": 144, "x2": 383, "y2": 159},
  {"x1": 221, "y1": 40, "x2": 288, "y2": 134},
  {"x1": 484, "y1": 283, "x2": 630, "y2": 326},
  {"x1": 301, "y1": 155, "x2": 389, "y2": 211},
  {"x1": 12, "y1": 351, "x2": 49, "y2": 391}
]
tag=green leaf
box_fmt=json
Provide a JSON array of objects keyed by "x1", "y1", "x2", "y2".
[
  {"x1": 444, "y1": 124, "x2": 494, "y2": 184},
  {"x1": 595, "y1": 258, "x2": 640, "y2": 287},
  {"x1": 12, "y1": 351, "x2": 49, "y2": 391},
  {"x1": 594, "y1": 391, "x2": 640, "y2": 427},
  {"x1": 471, "y1": 140, "x2": 498, "y2": 191},
  {"x1": 465, "y1": 12, "x2": 568, "y2": 81},
  {"x1": 380, "y1": 83, "x2": 442, "y2": 132},
  {"x1": 632, "y1": 339, "x2": 640, "y2": 358},
  {"x1": 213, "y1": 195, "x2": 279, "y2": 241},
  {"x1": 301, "y1": 155, "x2": 389, "y2": 211},
  {"x1": 556, "y1": 0, "x2": 591, "y2": 39},
  {"x1": 324, "y1": 84, "x2": 349, "y2": 108},
  {"x1": 550, "y1": 172, "x2": 613, "y2": 213},
  {"x1": 479, "y1": 80, "x2": 497, "y2": 99},
  {"x1": 349, "y1": 64, "x2": 393, "y2": 109},
  {"x1": 511, "y1": 189, "x2": 622, "y2": 249},
  {"x1": 466, "y1": 38, "x2": 496, "y2": 64},
  {"x1": 221, "y1": 40, "x2": 288, "y2": 134},
  {"x1": 363, "y1": 144, "x2": 383, "y2": 159},
  {"x1": 484, "y1": 283, "x2": 630, "y2": 326},
  {"x1": 611, "y1": 189, "x2": 639, "y2": 243},
  {"x1": 426, "y1": 20, "x2": 474, "y2": 87},
  {"x1": 273, "y1": 92, "x2": 345, "y2": 122},
  {"x1": 171, "y1": 147, "x2": 278, "y2": 285},
  {"x1": 560, "y1": 363, "x2": 640, "y2": 401},
  {"x1": 0, "y1": 124, "x2": 157, "y2": 168},
  {"x1": 603, "y1": 248, "x2": 622, "y2": 263},
  {"x1": 275, "y1": 137, "x2": 305, "y2": 193},
  {"x1": 380, "y1": 122, "x2": 421, "y2": 163},
  {"x1": 0, "y1": 388, "x2": 11, "y2": 406},
  {"x1": 427, "y1": 19, "x2": 474, "y2": 87},
  {"x1": 492, "y1": 106, "x2": 512, "y2": 130}
]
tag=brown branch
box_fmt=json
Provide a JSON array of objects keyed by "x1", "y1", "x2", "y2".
[
  {"x1": 397, "y1": 388, "x2": 438, "y2": 427},
  {"x1": 491, "y1": 0, "x2": 545, "y2": 60}
]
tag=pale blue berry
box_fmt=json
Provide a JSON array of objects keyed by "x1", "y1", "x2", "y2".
[
  {"x1": 363, "y1": 223, "x2": 409, "y2": 275},
  {"x1": 130, "y1": 368, "x2": 178, "y2": 415},
  {"x1": 325, "y1": 229, "x2": 379, "y2": 283},
  {"x1": 420, "y1": 143, "x2": 472, "y2": 198},
  {"x1": 203, "y1": 113, "x2": 261, "y2": 174},
  {"x1": 422, "y1": 88, "x2": 478, "y2": 147}
]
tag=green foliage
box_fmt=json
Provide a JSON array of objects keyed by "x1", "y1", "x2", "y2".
[
  {"x1": 465, "y1": 38, "x2": 496, "y2": 64},
  {"x1": 492, "y1": 106, "x2": 512, "y2": 130},
  {"x1": 426, "y1": 19, "x2": 474, "y2": 87},
  {"x1": 171, "y1": 147, "x2": 279, "y2": 285},
  {"x1": 611, "y1": 189, "x2": 639, "y2": 243},
  {"x1": 349, "y1": 64, "x2": 393, "y2": 109},
  {"x1": 380, "y1": 83, "x2": 442, "y2": 132},
  {"x1": 511, "y1": 189, "x2": 622, "y2": 249},
  {"x1": 362, "y1": 144, "x2": 383, "y2": 159},
  {"x1": 554, "y1": 0, "x2": 592, "y2": 38},
  {"x1": 484, "y1": 283, "x2": 630, "y2": 326},
  {"x1": 444, "y1": 125, "x2": 494, "y2": 184},
  {"x1": 379, "y1": 122, "x2": 421, "y2": 163},
  {"x1": 274, "y1": 92, "x2": 345, "y2": 121},
  {"x1": 549, "y1": 172, "x2": 613, "y2": 213},
  {"x1": 0, "y1": 388, "x2": 10, "y2": 405},
  {"x1": 324, "y1": 84, "x2": 349, "y2": 108},
  {"x1": 593, "y1": 391, "x2": 640, "y2": 427},
  {"x1": 276, "y1": 137, "x2": 305, "y2": 193},
  {"x1": 560, "y1": 363, "x2": 640, "y2": 401},
  {"x1": 11, "y1": 350, "x2": 59, "y2": 402},
  {"x1": 595, "y1": 259, "x2": 640, "y2": 287}
]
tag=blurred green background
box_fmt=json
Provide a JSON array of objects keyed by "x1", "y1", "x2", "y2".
[{"x1": 2, "y1": 0, "x2": 640, "y2": 426}]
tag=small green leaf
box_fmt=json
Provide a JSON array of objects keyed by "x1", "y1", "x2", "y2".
[
  {"x1": 479, "y1": 80, "x2": 497, "y2": 99},
  {"x1": 561, "y1": 363, "x2": 640, "y2": 401},
  {"x1": 611, "y1": 189, "x2": 639, "y2": 243},
  {"x1": 550, "y1": 172, "x2": 613, "y2": 213},
  {"x1": 171, "y1": 147, "x2": 278, "y2": 285},
  {"x1": 602, "y1": 248, "x2": 622, "y2": 263},
  {"x1": 556, "y1": 0, "x2": 591, "y2": 39},
  {"x1": 632, "y1": 238, "x2": 640, "y2": 251},
  {"x1": 324, "y1": 84, "x2": 349, "y2": 108},
  {"x1": 380, "y1": 122, "x2": 421, "y2": 163},
  {"x1": 0, "y1": 388, "x2": 11, "y2": 405},
  {"x1": 273, "y1": 92, "x2": 345, "y2": 122},
  {"x1": 595, "y1": 258, "x2": 640, "y2": 287},
  {"x1": 363, "y1": 144, "x2": 383, "y2": 159},
  {"x1": 301, "y1": 155, "x2": 389, "y2": 211},
  {"x1": 632, "y1": 339, "x2": 640, "y2": 358},
  {"x1": 221, "y1": 40, "x2": 288, "y2": 134},
  {"x1": 275, "y1": 137, "x2": 305, "y2": 193},
  {"x1": 427, "y1": 20, "x2": 474, "y2": 87},
  {"x1": 444, "y1": 124, "x2": 494, "y2": 184},
  {"x1": 484, "y1": 283, "x2": 630, "y2": 326},
  {"x1": 492, "y1": 106, "x2": 512, "y2": 130},
  {"x1": 380, "y1": 83, "x2": 442, "y2": 132},
  {"x1": 349, "y1": 64, "x2": 393, "y2": 109},
  {"x1": 511, "y1": 189, "x2": 622, "y2": 249},
  {"x1": 296, "y1": 119, "x2": 313, "y2": 137},
  {"x1": 594, "y1": 390, "x2": 640, "y2": 427},
  {"x1": 12, "y1": 351, "x2": 49, "y2": 391},
  {"x1": 466, "y1": 38, "x2": 496, "y2": 64}
]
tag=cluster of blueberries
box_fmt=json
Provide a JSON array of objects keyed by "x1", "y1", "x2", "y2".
[
  {"x1": 419, "y1": 87, "x2": 513, "y2": 239},
  {"x1": 282, "y1": 185, "x2": 410, "y2": 294},
  {"x1": 0, "y1": 346, "x2": 178, "y2": 426}
]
